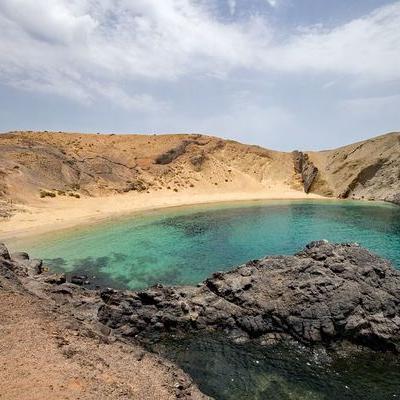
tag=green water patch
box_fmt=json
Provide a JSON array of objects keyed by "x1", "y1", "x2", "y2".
[
  {"x1": 155, "y1": 334, "x2": 400, "y2": 400},
  {"x1": 11, "y1": 200, "x2": 400, "y2": 290}
]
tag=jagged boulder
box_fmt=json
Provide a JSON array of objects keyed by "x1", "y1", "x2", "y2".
[{"x1": 99, "y1": 241, "x2": 400, "y2": 352}]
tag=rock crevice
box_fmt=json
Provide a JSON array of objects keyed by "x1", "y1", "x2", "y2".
[{"x1": 292, "y1": 151, "x2": 319, "y2": 193}]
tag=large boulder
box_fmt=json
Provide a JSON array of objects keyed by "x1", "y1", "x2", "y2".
[{"x1": 99, "y1": 241, "x2": 400, "y2": 352}]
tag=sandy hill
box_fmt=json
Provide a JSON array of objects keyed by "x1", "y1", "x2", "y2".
[
  {"x1": 0, "y1": 131, "x2": 399, "y2": 230},
  {"x1": 309, "y1": 132, "x2": 400, "y2": 204},
  {"x1": 0, "y1": 131, "x2": 299, "y2": 204}
]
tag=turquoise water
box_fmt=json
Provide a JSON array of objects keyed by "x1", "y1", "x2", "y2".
[
  {"x1": 18, "y1": 200, "x2": 400, "y2": 290},
  {"x1": 13, "y1": 199, "x2": 400, "y2": 399}
]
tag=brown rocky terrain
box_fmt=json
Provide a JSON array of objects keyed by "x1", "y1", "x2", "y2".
[
  {"x1": 0, "y1": 131, "x2": 297, "y2": 205},
  {"x1": 0, "y1": 131, "x2": 398, "y2": 222},
  {"x1": 0, "y1": 243, "x2": 208, "y2": 400},
  {"x1": 2, "y1": 240, "x2": 400, "y2": 399},
  {"x1": 308, "y1": 131, "x2": 400, "y2": 204}
]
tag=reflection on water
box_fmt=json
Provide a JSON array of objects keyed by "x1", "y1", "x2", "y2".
[
  {"x1": 18, "y1": 200, "x2": 400, "y2": 290},
  {"x1": 156, "y1": 334, "x2": 400, "y2": 400}
]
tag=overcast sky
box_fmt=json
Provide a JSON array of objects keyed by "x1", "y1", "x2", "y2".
[{"x1": 0, "y1": 0, "x2": 399, "y2": 150}]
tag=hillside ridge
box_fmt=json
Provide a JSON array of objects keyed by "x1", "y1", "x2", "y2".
[{"x1": 0, "y1": 131, "x2": 399, "y2": 225}]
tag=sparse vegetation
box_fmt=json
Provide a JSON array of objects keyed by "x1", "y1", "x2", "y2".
[{"x1": 39, "y1": 190, "x2": 56, "y2": 198}]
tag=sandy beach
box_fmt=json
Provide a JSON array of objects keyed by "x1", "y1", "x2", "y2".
[{"x1": 0, "y1": 187, "x2": 324, "y2": 241}]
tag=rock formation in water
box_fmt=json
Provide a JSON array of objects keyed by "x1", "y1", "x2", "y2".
[
  {"x1": 98, "y1": 241, "x2": 400, "y2": 352},
  {"x1": 1, "y1": 240, "x2": 400, "y2": 354}
]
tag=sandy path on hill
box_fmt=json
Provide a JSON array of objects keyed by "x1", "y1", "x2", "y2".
[{"x1": 0, "y1": 187, "x2": 324, "y2": 241}]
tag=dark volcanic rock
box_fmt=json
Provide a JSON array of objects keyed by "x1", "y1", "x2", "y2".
[
  {"x1": 43, "y1": 273, "x2": 67, "y2": 285},
  {"x1": 71, "y1": 274, "x2": 90, "y2": 286},
  {"x1": 99, "y1": 241, "x2": 400, "y2": 352},
  {"x1": 0, "y1": 243, "x2": 10, "y2": 260},
  {"x1": 293, "y1": 151, "x2": 319, "y2": 193},
  {"x1": 386, "y1": 193, "x2": 400, "y2": 206}
]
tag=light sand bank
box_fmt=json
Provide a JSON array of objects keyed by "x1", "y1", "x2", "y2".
[{"x1": 0, "y1": 188, "x2": 324, "y2": 241}]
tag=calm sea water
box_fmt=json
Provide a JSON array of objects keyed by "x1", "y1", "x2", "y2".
[
  {"x1": 14, "y1": 199, "x2": 400, "y2": 399},
  {"x1": 18, "y1": 200, "x2": 400, "y2": 290},
  {"x1": 157, "y1": 334, "x2": 400, "y2": 400}
]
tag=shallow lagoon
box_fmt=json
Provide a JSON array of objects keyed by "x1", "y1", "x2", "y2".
[
  {"x1": 14, "y1": 199, "x2": 400, "y2": 399},
  {"x1": 18, "y1": 200, "x2": 400, "y2": 289}
]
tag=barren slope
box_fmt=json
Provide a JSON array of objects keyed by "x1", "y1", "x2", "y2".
[
  {"x1": 0, "y1": 130, "x2": 399, "y2": 225},
  {"x1": 308, "y1": 132, "x2": 400, "y2": 203},
  {"x1": 0, "y1": 131, "x2": 298, "y2": 205}
]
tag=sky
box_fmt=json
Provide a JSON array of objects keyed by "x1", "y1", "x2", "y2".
[{"x1": 0, "y1": 0, "x2": 399, "y2": 151}]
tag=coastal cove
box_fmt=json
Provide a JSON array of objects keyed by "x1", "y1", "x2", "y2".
[{"x1": 7, "y1": 199, "x2": 400, "y2": 290}]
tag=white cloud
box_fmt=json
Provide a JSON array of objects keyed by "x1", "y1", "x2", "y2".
[{"x1": 0, "y1": 0, "x2": 399, "y2": 109}]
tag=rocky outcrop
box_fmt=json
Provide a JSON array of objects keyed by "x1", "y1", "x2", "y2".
[
  {"x1": 386, "y1": 193, "x2": 400, "y2": 206},
  {"x1": 2, "y1": 240, "x2": 400, "y2": 354},
  {"x1": 292, "y1": 151, "x2": 319, "y2": 193},
  {"x1": 155, "y1": 140, "x2": 197, "y2": 165},
  {"x1": 189, "y1": 152, "x2": 207, "y2": 172},
  {"x1": 99, "y1": 241, "x2": 400, "y2": 352},
  {"x1": 0, "y1": 244, "x2": 210, "y2": 400}
]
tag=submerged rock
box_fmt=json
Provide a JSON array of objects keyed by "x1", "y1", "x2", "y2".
[{"x1": 99, "y1": 241, "x2": 400, "y2": 352}]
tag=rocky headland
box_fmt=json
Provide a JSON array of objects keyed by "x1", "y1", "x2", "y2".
[
  {"x1": 2, "y1": 240, "x2": 400, "y2": 359},
  {"x1": 98, "y1": 241, "x2": 400, "y2": 352}
]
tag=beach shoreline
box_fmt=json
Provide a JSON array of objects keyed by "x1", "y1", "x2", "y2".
[{"x1": 1, "y1": 188, "x2": 325, "y2": 243}]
